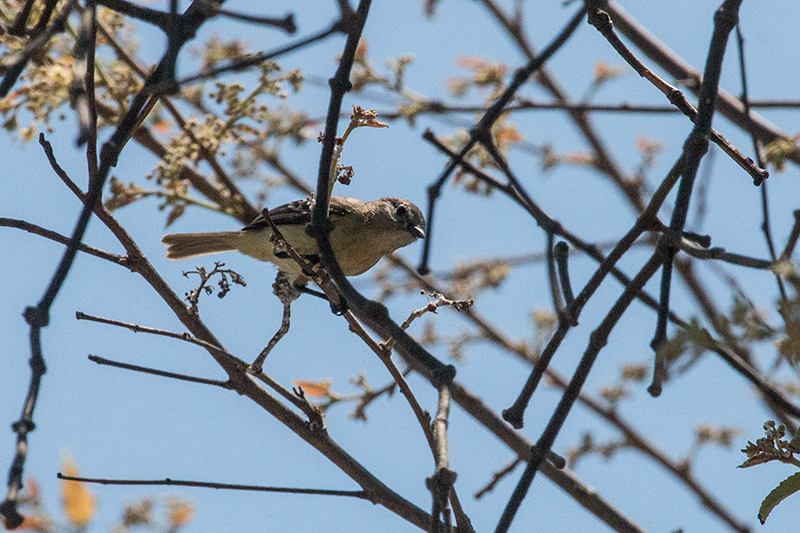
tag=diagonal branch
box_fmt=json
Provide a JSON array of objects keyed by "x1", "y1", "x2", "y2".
[
  {"x1": 587, "y1": 4, "x2": 767, "y2": 185},
  {"x1": 603, "y1": 0, "x2": 800, "y2": 168},
  {"x1": 419, "y1": 5, "x2": 587, "y2": 274}
]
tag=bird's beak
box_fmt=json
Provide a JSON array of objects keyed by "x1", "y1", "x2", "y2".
[{"x1": 410, "y1": 225, "x2": 425, "y2": 239}]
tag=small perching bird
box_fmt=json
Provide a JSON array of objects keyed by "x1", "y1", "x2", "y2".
[{"x1": 162, "y1": 196, "x2": 425, "y2": 286}]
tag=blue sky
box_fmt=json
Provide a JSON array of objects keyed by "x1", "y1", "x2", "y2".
[{"x1": 3, "y1": 1, "x2": 800, "y2": 532}]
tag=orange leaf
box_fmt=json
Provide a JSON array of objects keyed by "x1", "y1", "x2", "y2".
[
  {"x1": 167, "y1": 499, "x2": 194, "y2": 528},
  {"x1": 24, "y1": 478, "x2": 41, "y2": 505},
  {"x1": 61, "y1": 456, "x2": 95, "y2": 527},
  {"x1": 456, "y1": 56, "x2": 487, "y2": 69},
  {"x1": 494, "y1": 125, "x2": 523, "y2": 145},
  {"x1": 355, "y1": 38, "x2": 368, "y2": 63},
  {"x1": 152, "y1": 120, "x2": 171, "y2": 133},
  {"x1": 0, "y1": 89, "x2": 24, "y2": 112},
  {"x1": 635, "y1": 136, "x2": 662, "y2": 153},
  {"x1": 292, "y1": 379, "x2": 332, "y2": 397}
]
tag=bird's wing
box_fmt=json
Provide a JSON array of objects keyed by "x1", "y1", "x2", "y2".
[{"x1": 242, "y1": 197, "x2": 355, "y2": 231}]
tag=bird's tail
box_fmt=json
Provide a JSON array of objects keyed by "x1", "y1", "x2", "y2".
[{"x1": 161, "y1": 231, "x2": 243, "y2": 260}]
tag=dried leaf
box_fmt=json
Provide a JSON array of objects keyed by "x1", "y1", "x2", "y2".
[
  {"x1": 293, "y1": 379, "x2": 332, "y2": 398},
  {"x1": 61, "y1": 456, "x2": 95, "y2": 527},
  {"x1": 167, "y1": 499, "x2": 194, "y2": 528},
  {"x1": 166, "y1": 203, "x2": 186, "y2": 227}
]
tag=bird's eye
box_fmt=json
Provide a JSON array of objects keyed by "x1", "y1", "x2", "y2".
[{"x1": 395, "y1": 204, "x2": 407, "y2": 218}]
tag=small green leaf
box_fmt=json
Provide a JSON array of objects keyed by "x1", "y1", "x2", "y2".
[
  {"x1": 790, "y1": 429, "x2": 800, "y2": 451},
  {"x1": 686, "y1": 320, "x2": 715, "y2": 351},
  {"x1": 763, "y1": 136, "x2": 800, "y2": 173},
  {"x1": 758, "y1": 471, "x2": 800, "y2": 524}
]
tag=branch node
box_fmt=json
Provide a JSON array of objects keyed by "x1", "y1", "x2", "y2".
[{"x1": 23, "y1": 306, "x2": 48, "y2": 328}]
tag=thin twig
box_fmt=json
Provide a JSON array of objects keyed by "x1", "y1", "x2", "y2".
[
  {"x1": 248, "y1": 273, "x2": 300, "y2": 374},
  {"x1": 213, "y1": 7, "x2": 296, "y2": 33},
  {"x1": 57, "y1": 474, "x2": 370, "y2": 498},
  {"x1": 376, "y1": 99, "x2": 800, "y2": 120},
  {"x1": 0, "y1": 218, "x2": 126, "y2": 265},
  {"x1": 781, "y1": 211, "x2": 800, "y2": 260},
  {"x1": 95, "y1": 0, "x2": 170, "y2": 29},
  {"x1": 338, "y1": 295, "x2": 474, "y2": 531},
  {"x1": 734, "y1": 24, "x2": 786, "y2": 299},
  {"x1": 676, "y1": 239, "x2": 773, "y2": 269},
  {"x1": 546, "y1": 231, "x2": 564, "y2": 315},
  {"x1": 172, "y1": 21, "x2": 344, "y2": 90},
  {"x1": 553, "y1": 241, "x2": 576, "y2": 316},
  {"x1": 88, "y1": 355, "x2": 230, "y2": 388},
  {"x1": 475, "y1": 458, "x2": 522, "y2": 500}
]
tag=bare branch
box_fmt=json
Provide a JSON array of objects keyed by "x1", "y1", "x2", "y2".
[{"x1": 57, "y1": 473, "x2": 370, "y2": 499}]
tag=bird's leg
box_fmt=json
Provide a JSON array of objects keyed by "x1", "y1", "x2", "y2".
[
  {"x1": 293, "y1": 284, "x2": 327, "y2": 300},
  {"x1": 293, "y1": 282, "x2": 349, "y2": 315},
  {"x1": 248, "y1": 272, "x2": 301, "y2": 374}
]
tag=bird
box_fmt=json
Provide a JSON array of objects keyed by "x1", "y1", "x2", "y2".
[{"x1": 161, "y1": 196, "x2": 425, "y2": 287}]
